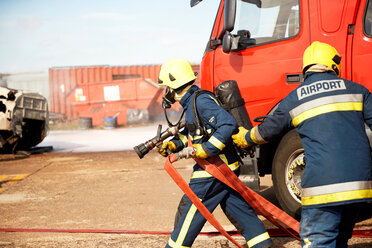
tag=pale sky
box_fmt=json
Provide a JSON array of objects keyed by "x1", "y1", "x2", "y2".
[{"x1": 0, "y1": 0, "x2": 220, "y2": 73}]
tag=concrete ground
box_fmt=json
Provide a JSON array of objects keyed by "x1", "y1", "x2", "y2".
[{"x1": 0, "y1": 126, "x2": 370, "y2": 247}]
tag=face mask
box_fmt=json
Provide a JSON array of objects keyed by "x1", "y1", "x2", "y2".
[
  {"x1": 164, "y1": 86, "x2": 176, "y2": 104},
  {"x1": 162, "y1": 86, "x2": 185, "y2": 127}
]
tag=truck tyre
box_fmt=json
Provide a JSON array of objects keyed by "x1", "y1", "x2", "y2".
[{"x1": 272, "y1": 129, "x2": 304, "y2": 220}]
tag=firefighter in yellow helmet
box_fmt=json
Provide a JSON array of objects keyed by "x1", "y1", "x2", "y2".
[
  {"x1": 156, "y1": 58, "x2": 198, "y2": 157},
  {"x1": 157, "y1": 58, "x2": 272, "y2": 248},
  {"x1": 232, "y1": 41, "x2": 372, "y2": 247},
  {"x1": 302, "y1": 40, "x2": 342, "y2": 77}
]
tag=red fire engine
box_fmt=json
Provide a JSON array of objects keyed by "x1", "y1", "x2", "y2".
[{"x1": 194, "y1": 0, "x2": 372, "y2": 217}]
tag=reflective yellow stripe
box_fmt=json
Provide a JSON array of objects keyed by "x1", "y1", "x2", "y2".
[
  {"x1": 176, "y1": 204, "x2": 198, "y2": 246},
  {"x1": 191, "y1": 135, "x2": 202, "y2": 141},
  {"x1": 304, "y1": 238, "x2": 311, "y2": 248},
  {"x1": 250, "y1": 127, "x2": 259, "y2": 144},
  {"x1": 219, "y1": 153, "x2": 240, "y2": 171},
  {"x1": 292, "y1": 102, "x2": 363, "y2": 126},
  {"x1": 301, "y1": 189, "x2": 372, "y2": 206},
  {"x1": 178, "y1": 133, "x2": 188, "y2": 146},
  {"x1": 228, "y1": 162, "x2": 240, "y2": 171},
  {"x1": 247, "y1": 232, "x2": 270, "y2": 248},
  {"x1": 167, "y1": 238, "x2": 190, "y2": 248},
  {"x1": 208, "y1": 95, "x2": 220, "y2": 105},
  {"x1": 190, "y1": 162, "x2": 240, "y2": 179},
  {"x1": 190, "y1": 129, "x2": 212, "y2": 141},
  {"x1": 219, "y1": 154, "x2": 228, "y2": 164},
  {"x1": 190, "y1": 170, "x2": 212, "y2": 179},
  {"x1": 208, "y1": 136, "x2": 225, "y2": 150},
  {"x1": 302, "y1": 181, "x2": 372, "y2": 196},
  {"x1": 250, "y1": 126, "x2": 266, "y2": 144},
  {"x1": 290, "y1": 94, "x2": 363, "y2": 117}
]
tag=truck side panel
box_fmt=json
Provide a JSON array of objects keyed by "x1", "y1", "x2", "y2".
[
  {"x1": 352, "y1": 0, "x2": 372, "y2": 89},
  {"x1": 200, "y1": 0, "x2": 224, "y2": 92},
  {"x1": 308, "y1": 0, "x2": 360, "y2": 79},
  {"x1": 205, "y1": 0, "x2": 309, "y2": 125}
]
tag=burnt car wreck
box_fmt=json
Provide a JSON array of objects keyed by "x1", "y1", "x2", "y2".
[{"x1": 0, "y1": 87, "x2": 48, "y2": 153}]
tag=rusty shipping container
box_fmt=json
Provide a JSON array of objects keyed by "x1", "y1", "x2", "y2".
[{"x1": 49, "y1": 64, "x2": 200, "y2": 125}]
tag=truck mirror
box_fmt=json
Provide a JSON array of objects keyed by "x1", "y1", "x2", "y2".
[
  {"x1": 224, "y1": 0, "x2": 236, "y2": 32},
  {"x1": 222, "y1": 31, "x2": 232, "y2": 53},
  {"x1": 219, "y1": 0, "x2": 236, "y2": 40}
]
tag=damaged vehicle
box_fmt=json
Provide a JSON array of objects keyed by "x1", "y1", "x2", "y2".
[{"x1": 0, "y1": 86, "x2": 48, "y2": 153}]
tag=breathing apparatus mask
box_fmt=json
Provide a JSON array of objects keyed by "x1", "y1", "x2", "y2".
[
  {"x1": 158, "y1": 58, "x2": 197, "y2": 127},
  {"x1": 161, "y1": 82, "x2": 194, "y2": 127},
  {"x1": 162, "y1": 86, "x2": 176, "y2": 108}
]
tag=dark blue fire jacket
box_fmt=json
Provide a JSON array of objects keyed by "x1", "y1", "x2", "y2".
[
  {"x1": 167, "y1": 85, "x2": 272, "y2": 248},
  {"x1": 245, "y1": 71, "x2": 372, "y2": 208},
  {"x1": 171, "y1": 85, "x2": 240, "y2": 179}
]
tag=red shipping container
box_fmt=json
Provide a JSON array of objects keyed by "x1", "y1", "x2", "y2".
[
  {"x1": 72, "y1": 78, "x2": 165, "y2": 126},
  {"x1": 48, "y1": 64, "x2": 200, "y2": 124}
]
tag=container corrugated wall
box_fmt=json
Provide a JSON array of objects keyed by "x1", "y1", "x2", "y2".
[
  {"x1": 73, "y1": 78, "x2": 164, "y2": 126},
  {"x1": 49, "y1": 64, "x2": 200, "y2": 123}
]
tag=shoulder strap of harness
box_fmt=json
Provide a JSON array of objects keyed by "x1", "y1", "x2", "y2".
[{"x1": 190, "y1": 89, "x2": 219, "y2": 139}]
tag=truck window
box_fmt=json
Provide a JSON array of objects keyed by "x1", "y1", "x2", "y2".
[
  {"x1": 232, "y1": 0, "x2": 300, "y2": 46},
  {"x1": 365, "y1": 0, "x2": 372, "y2": 36}
]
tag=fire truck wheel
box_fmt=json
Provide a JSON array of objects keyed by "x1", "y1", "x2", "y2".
[{"x1": 272, "y1": 129, "x2": 304, "y2": 220}]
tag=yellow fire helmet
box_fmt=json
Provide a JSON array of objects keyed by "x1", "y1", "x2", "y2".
[
  {"x1": 302, "y1": 41, "x2": 342, "y2": 76},
  {"x1": 158, "y1": 58, "x2": 197, "y2": 89}
]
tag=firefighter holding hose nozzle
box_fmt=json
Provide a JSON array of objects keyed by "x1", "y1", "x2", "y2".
[
  {"x1": 232, "y1": 41, "x2": 372, "y2": 247},
  {"x1": 157, "y1": 58, "x2": 272, "y2": 248}
]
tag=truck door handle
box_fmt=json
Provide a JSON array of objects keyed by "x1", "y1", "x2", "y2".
[{"x1": 286, "y1": 74, "x2": 303, "y2": 84}]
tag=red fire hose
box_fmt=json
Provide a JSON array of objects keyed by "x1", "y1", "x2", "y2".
[
  {"x1": 164, "y1": 153, "x2": 299, "y2": 248},
  {"x1": 162, "y1": 148, "x2": 372, "y2": 246},
  {"x1": 1, "y1": 149, "x2": 371, "y2": 242},
  {"x1": 0, "y1": 228, "x2": 371, "y2": 237}
]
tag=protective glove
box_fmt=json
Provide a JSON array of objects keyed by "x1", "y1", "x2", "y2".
[
  {"x1": 192, "y1": 144, "x2": 209, "y2": 159},
  {"x1": 156, "y1": 141, "x2": 177, "y2": 157},
  {"x1": 232, "y1": 126, "x2": 250, "y2": 149}
]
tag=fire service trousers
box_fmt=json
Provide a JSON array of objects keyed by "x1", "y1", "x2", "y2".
[
  {"x1": 165, "y1": 177, "x2": 272, "y2": 248},
  {"x1": 300, "y1": 203, "x2": 363, "y2": 248}
]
